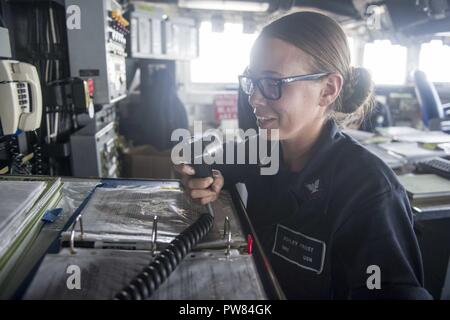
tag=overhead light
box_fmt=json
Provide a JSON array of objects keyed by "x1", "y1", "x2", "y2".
[{"x1": 178, "y1": 0, "x2": 270, "y2": 12}]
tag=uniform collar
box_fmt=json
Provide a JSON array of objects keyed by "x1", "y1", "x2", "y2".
[
  {"x1": 297, "y1": 118, "x2": 344, "y2": 175},
  {"x1": 278, "y1": 119, "x2": 346, "y2": 201}
]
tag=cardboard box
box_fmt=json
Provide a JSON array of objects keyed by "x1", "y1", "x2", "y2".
[{"x1": 122, "y1": 145, "x2": 176, "y2": 179}]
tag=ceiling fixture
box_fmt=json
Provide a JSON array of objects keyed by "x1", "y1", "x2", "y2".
[{"x1": 178, "y1": 0, "x2": 270, "y2": 12}]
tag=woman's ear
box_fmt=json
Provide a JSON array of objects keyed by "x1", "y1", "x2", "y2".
[{"x1": 318, "y1": 73, "x2": 343, "y2": 108}]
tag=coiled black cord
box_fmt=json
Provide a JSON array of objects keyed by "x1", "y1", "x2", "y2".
[{"x1": 114, "y1": 212, "x2": 214, "y2": 300}]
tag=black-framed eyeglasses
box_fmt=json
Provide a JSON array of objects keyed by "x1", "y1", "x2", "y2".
[{"x1": 238, "y1": 72, "x2": 330, "y2": 101}]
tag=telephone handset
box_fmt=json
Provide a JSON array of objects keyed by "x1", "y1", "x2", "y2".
[{"x1": 0, "y1": 60, "x2": 42, "y2": 135}]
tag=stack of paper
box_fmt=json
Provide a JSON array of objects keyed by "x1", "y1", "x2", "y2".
[
  {"x1": 343, "y1": 129, "x2": 375, "y2": 143},
  {"x1": 398, "y1": 174, "x2": 450, "y2": 212},
  {"x1": 376, "y1": 126, "x2": 450, "y2": 144},
  {"x1": 396, "y1": 132, "x2": 450, "y2": 144},
  {"x1": 0, "y1": 181, "x2": 46, "y2": 236},
  {"x1": 378, "y1": 142, "x2": 446, "y2": 161},
  {"x1": 376, "y1": 126, "x2": 424, "y2": 139},
  {"x1": 363, "y1": 144, "x2": 407, "y2": 169},
  {"x1": 398, "y1": 174, "x2": 450, "y2": 200},
  {"x1": 0, "y1": 177, "x2": 63, "y2": 286}
]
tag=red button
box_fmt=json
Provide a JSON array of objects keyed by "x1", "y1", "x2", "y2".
[{"x1": 247, "y1": 234, "x2": 253, "y2": 255}]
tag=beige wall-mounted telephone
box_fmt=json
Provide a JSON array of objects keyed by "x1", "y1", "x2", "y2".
[{"x1": 0, "y1": 60, "x2": 42, "y2": 135}]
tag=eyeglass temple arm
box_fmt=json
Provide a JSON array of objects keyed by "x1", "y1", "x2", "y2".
[{"x1": 282, "y1": 73, "x2": 330, "y2": 83}]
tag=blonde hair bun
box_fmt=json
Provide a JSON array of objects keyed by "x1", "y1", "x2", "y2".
[{"x1": 342, "y1": 67, "x2": 374, "y2": 114}]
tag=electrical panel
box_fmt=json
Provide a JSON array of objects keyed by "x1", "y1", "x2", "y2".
[
  {"x1": 0, "y1": 27, "x2": 11, "y2": 59},
  {"x1": 65, "y1": 0, "x2": 128, "y2": 104},
  {"x1": 129, "y1": 9, "x2": 163, "y2": 58},
  {"x1": 127, "y1": 5, "x2": 164, "y2": 58},
  {"x1": 163, "y1": 17, "x2": 198, "y2": 59},
  {"x1": 70, "y1": 121, "x2": 119, "y2": 178},
  {"x1": 127, "y1": 4, "x2": 198, "y2": 60}
]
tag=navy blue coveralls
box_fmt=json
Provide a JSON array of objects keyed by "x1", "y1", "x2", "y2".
[{"x1": 214, "y1": 119, "x2": 432, "y2": 299}]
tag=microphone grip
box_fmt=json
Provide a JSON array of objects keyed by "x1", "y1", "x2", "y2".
[{"x1": 193, "y1": 163, "x2": 212, "y2": 179}]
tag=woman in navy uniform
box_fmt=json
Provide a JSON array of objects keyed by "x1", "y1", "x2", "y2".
[{"x1": 175, "y1": 12, "x2": 431, "y2": 299}]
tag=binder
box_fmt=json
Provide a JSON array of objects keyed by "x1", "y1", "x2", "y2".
[
  {"x1": 22, "y1": 181, "x2": 264, "y2": 300},
  {"x1": 59, "y1": 183, "x2": 247, "y2": 251}
]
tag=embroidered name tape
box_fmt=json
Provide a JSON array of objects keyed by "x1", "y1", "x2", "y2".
[{"x1": 272, "y1": 224, "x2": 326, "y2": 274}]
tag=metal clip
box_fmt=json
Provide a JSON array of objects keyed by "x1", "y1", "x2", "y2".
[
  {"x1": 151, "y1": 215, "x2": 158, "y2": 256},
  {"x1": 223, "y1": 216, "x2": 231, "y2": 256},
  {"x1": 70, "y1": 214, "x2": 84, "y2": 255}
]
